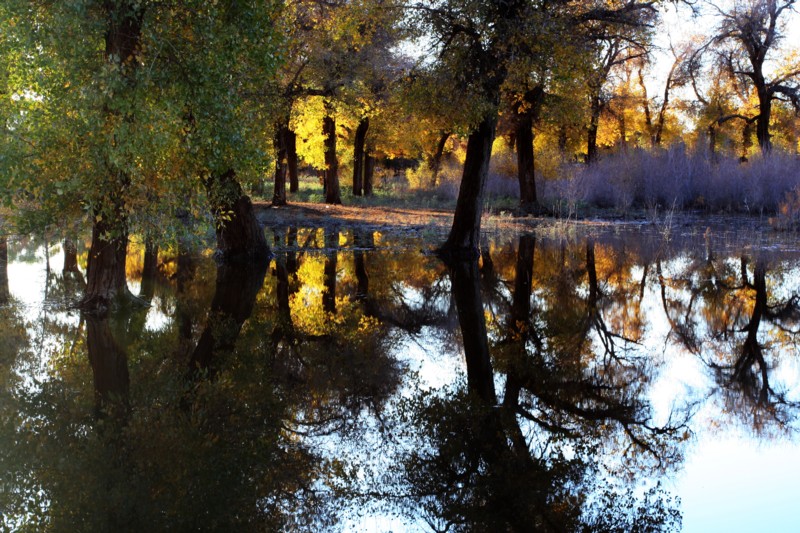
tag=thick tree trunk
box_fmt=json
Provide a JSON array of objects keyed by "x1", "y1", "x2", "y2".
[
  {"x1": 515, "y1": 87, "x2": 543, "y2": 213},
  {"x1": 81, "y1": 1, "x2": 144, "y2": 314},
  {"x1": 352, "y1": 117, "x2": 369, "y2": 196},
  {"x1": 0, "y1": 234, "x2": 8, "y2": 304},
  {"x1": 438, "y1": 113, "x2": 497, "y2": 260},
  {"x1": 287, "y1": 128, "x2": 299, "y2": 193},
  {"x1": 428, "y1": 132, "x2": 450, "y2": 187},
  {"x1": 323, "y1": 114, "x2": 342, "y2": 204},
  {"x1": 83, "y1": 215, "x2": 131, "y2": 313},
  {"x1": 272, "y1": 122, "x2": 289, "y2": 206},
  {"x1": 363, "y1": 153, "x2": 375, "y2": 196},
  {"x1": 189, "y1": 260, "x2": 268, "y2": 377},
  {"x1": 204, "y1": 169, "x2": 270, "y2": 261},
  {"x1": 515, "y1": 113, "x2": 537, "y2": 213}
]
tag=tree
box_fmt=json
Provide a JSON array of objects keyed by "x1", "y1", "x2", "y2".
[
  {"x1": 2, "y1": 1, "x2": 280, "y2": 314},
  {"x1": 700, "y1": 0, "x2": 800, "y2": 153}
]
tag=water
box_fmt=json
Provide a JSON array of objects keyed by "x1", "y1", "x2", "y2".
[{"x1": 1, "y1": 222, "x2": 799, "y2": 531}]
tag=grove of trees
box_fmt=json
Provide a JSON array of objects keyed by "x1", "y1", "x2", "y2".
[{"x1": 1, "y1": 0, "x2": 799, "y2": 306}]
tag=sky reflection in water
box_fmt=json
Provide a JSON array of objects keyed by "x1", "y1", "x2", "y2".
[{"x1": 1, "y1": 224, "x2": 799, "y2": 531}]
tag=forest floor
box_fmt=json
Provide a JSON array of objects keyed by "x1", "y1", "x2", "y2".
[{"x1": 254, "y1": 200, "x2": 776, "y2": 236}]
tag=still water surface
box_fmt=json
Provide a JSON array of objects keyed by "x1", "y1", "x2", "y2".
[{"x1": 1, "y1": 222, "x2": 799, "y2": 531}]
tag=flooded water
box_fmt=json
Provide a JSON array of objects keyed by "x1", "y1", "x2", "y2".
[{"x1": 1, "y1": 221, "x2": 800, "y2": 531}]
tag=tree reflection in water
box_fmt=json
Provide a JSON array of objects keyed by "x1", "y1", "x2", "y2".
[
  {"x1": 1, "y1": 228, "x2": 800, "y2": 530},
  {"x1": 394, "y1": 241, "x2": 685, "y2": 532}
]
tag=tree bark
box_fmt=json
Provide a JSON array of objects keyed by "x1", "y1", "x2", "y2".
[
  {"x1": 140, "y1": 236, "x2": 158, "y2": 301},
  {"x1": 287, "y1": 128, "x2": 299, "y2": 193},
  {"x1": 515, "y1": 87, "x2": 544, "y2": 213},
  {"x1": 204, "y1": 169, "x2": 270, "y2": 261},
  {"x1": 428, "y1": 131, "x2": 450, "y2": 188},
  {"x1": 323, "y1": 114, "x2": 341, "y2": 204},
  {"x1": 81, "y1": 1, "x2": 144, "y2": 313},
  {"x1": 755, "y1": 85, "x2": 772, "y2": 153},
  {"x1": 63, "y1": 238, "x2": 80, "y2": 274},
  {"x1": 438, "y1": 113, "x2": 497, "y2": 259},
  {"x1": 0, "y1": 234, "x2": 8, "y2": 304},
  {"x1": 516, "y1": 113, "x2": 537, "y2": 213},
  {"x1": 272, "y1": 121, "x2": 289, "y2": 206},
  {"x1": 587, "y1": 96, "x2": 602, "y2": 164},
  {"x1": 352, "y1": 117, "x2": 369, "y2": 196},
  {"x1": 363, "y1": 153, "x2": 375, "y2": 196},
  {"x1": 83, "y1": 212, "x2": 131, "y2": 314}
]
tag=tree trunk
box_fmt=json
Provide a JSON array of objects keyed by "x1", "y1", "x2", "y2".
[
  {"x1": 638, "y1": 68, "x2": 654, "y2": 146},
  {"x1": 81, "y1": 0, "x2": 144, "y2": 313},
  {"x1": 287, "y1": 128, "x2": 299, "y2": 193},
  {"x1": 83, "y1": 214, "x2": 131, "y2": 314},
  {"x1": 352, "y1": 117, "x2": 369, "y2": 196},
  {"x1": 515, "y1": 113, "x2": 537, "y2": 213},
  {"x1": 204, "y1": 169, "x2": 270, "y2": 261},
  {"x1": 587, "y1": 96, "x2": 602, "y2": 164},
  {"x1": 438, "y1": 113, "x2": 497, "y2": 259},
  {"x1": 272, "y1": 121, "x2": 289, "y2": 206},
  {"x1": 323, "y1": 114, "x2": 342, "y2": 204},
  {"x1": 63, "y1": 238, "x2": 80, "y2": 274},
  {"x1": 756, "y1": 85, "x2": 772, "y2": 153},
  {"x1": 558, "y1": 126, "x2": 568, "y2": 154},
  {"x1": 140, "y1": 236, "x2": 158, "y2": 301},
  {"x1": 363, "y1": 153, "x2": 375, "y2": 196},
  {"x1": 429, "y1": 131, "x2": 450, "y2": 188},
  {"x1": 0, "y1": 234, "x2": 8, "y2": 304}
]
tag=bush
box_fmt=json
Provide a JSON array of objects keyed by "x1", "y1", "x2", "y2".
[{"x1": 540, "y1": 147, "x2": 800, "y2": 214}]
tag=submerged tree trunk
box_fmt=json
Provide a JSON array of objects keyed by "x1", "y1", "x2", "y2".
[
  {"x1": 352, "y1": 117, "x2": 369, "y2": 196},
  {"x1": 437, "y1": 113, "x2": 497, "y2": 259},
  {"x1": 272, "y1": 121, "x2": 289, "y2": 206},
  {"x1": 204, "y1": 169, "x2": 270, "y2": 261},
  {"x1": 323, "y1": 114, "x2": 341, "y2": 205},
  {"x1": 287, "y1": 128, "x2": 299, "y2": 193}
]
